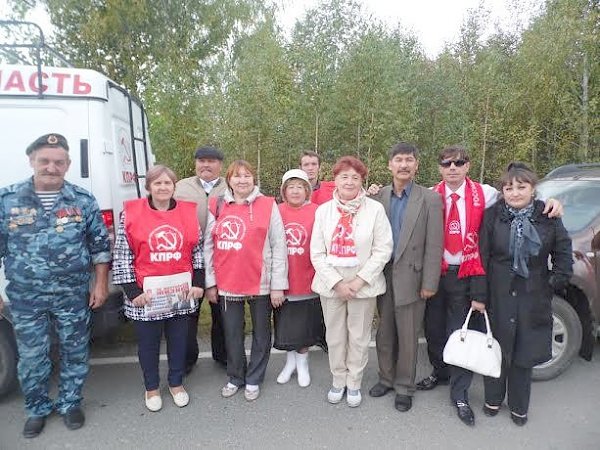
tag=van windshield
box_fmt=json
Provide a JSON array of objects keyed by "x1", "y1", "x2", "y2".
[{"x1": 536, "y1": 179, "x2": 600, "y2": 233}]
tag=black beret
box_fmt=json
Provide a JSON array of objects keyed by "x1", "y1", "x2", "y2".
[
  {"x1": 26, "y1": 133, "x2": 69, "y2": 155},
  {"x1": 194, "y1": 146, "x2": 224, "y2": 160}
]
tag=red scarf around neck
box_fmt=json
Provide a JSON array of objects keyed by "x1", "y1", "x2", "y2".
[{"x1": 433, "y1": 177, "x2": 486, "y2": 278}]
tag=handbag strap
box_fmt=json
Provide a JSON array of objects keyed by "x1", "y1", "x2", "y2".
[{"x1": 461, "y1": 308, "x2": 494, "y2": 337}]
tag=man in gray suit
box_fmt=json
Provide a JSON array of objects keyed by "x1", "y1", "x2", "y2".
[
  {"x1": 368, "y1": 142, "x2": 443, "y2": 412},
  {"x1": 174, "y1": 145, "x2": 228, "y2": 372}
]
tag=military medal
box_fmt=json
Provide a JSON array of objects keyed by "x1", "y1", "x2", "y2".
[{"x1": 56, "y1": 225, "x2": 64, "y2": 233}]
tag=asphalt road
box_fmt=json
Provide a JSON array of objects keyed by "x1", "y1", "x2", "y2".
[{"x1": 1, "y1": 343, "x2": 599, "y2": 450}]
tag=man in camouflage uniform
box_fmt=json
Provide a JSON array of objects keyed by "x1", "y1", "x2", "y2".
[{"x1": 0, "y1": 133, "x2": 110, "y2": 438}]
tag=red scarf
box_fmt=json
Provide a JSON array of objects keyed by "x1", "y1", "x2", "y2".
[
  {"x1": 327, "y1": 190, "x2": 364, "y2": 267},
  {"x1": 433, "y1": 178, "x2": 486, "y2": 278}
]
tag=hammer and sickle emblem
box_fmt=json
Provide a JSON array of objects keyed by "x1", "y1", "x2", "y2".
[
  {"x1": 285, "y1": 227, "x2": 303, "y2": 246},
  {"x1": 154, "y1": 230, "x2": 178, "y2": 251},
  {"x1": 220, "y1": 221, "x2": 241, "y2": 240}
]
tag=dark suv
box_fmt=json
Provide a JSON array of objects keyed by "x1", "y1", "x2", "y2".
[{"x1": 532, "y1": 163, "x2": 600, "y2": 380}]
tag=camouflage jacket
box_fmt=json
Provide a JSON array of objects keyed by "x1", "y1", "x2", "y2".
[{"x1": 0, "y1": 178, "x2": 111, "y2": 289}]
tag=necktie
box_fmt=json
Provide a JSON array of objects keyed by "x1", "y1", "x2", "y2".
[{"x1": 446, "y1": 193, "x2": 462, "y2": 254}]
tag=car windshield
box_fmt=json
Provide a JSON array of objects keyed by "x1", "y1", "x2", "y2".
[{"x1": 536, "y1": 179, "x2": 600, "y2": 233}]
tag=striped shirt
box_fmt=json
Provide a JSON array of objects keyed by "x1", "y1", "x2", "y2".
[{"x1": 36, "y1": 191, "x2": 59, "y2": 212}]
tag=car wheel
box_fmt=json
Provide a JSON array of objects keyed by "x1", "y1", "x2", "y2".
[
  {"x1": 0, "y1": 319, "x2": 18, "y2": 398},
  {"x1": 533, "y1": 296, "x2": 582, "y2": 381}
]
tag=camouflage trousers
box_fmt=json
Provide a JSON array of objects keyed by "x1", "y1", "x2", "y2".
[{"x1": 9, "y1": 286, "x2": 91, "y2": 418}]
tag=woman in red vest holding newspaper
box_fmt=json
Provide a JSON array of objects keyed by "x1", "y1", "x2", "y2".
[
  {"x1": 113, "y1": 165, "x2": 204, "y2": 412},
  {"x1": 273, "y1": 169, "x2": 325, "y2": 388},
  {"x1": 204, "y1": 160, "x2": 288, "y2": 402}
]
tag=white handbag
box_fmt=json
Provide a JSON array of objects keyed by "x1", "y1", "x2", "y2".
[{"x1": 443, "y1": 308, "x2": 502, "y2": 378}]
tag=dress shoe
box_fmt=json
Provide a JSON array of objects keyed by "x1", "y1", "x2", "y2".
[
  {"x1": 416, "y1": 374, "x2": 449, "y2": 391},
  {"x1": 455, "y1": 401, "x2": 475, "y2": 426},
  {"x1": 169, "y1": 387, "x2": 190, "y2": 407},
  {"x1": 23, "y1": 416, "x2": 46, "y2": 438},
  {"x1": 483, "y1": 403, "x2": 500, "y2": 417},
  {"x1": 394, "y1": 394, "x2": 412, "y2": 412},
  {"x1": 63, "y1": 407, "x2": 85, "y2": 430},
  {"x1": 369, "y1": 382, "x2": 393, "y2": 398},
  {"x1": 145, "y1": 391, "x2": 163, "y2": 412},
  {"x1": 511, "y1": 412, "x2": 528, "y2": 426}
]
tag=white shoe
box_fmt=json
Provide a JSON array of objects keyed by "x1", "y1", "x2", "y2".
[
  {"x1": 221, "y1": 383, "x2": 239, "y2": 398},
  {"x1": 277, "y1": 351, "x2": 297, "y2": 384},
  {"x1": 145, "y1": 391, "x2": 162, "y2": 412},
  {"x1": 295, "y1": 352, "x2": 311, "y2": 387},
  {"x1": 244, "y1": 385, "x2": 260, "y2": 402},
  {"x1": 327, "y1": 387, "x2": 345, "y2": 404},
  {"x1": 347, "y1": 389, "x2": 362, "y2": 407},
  {"x1": 169, "y1": 387, "x2": 189, "y2": 407}
]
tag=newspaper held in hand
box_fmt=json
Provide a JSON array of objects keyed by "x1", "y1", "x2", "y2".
[{"x1": 143, "y1": 272, "x2": 194, "y2": 318}]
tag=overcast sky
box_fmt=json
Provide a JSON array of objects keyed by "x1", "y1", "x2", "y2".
[
  {"x1": 277, "y1": 0, "x2": 542, "y2": 56},
  {"x1": 1, "y1": 0, "x2": 542, "y2": 57}
]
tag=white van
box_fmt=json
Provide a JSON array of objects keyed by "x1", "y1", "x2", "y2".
[{"x1": 0, "y1": 22, "x2": 155, "y2": 396}]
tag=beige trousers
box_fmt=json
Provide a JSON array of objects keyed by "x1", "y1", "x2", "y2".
[{"x1": 320, "y1": 296, "x2": 377, "y2": 390}]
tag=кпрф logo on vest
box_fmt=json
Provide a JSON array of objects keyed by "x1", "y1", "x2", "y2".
[
  {"x1": 284, "y1": 222, "x2": 308, "y2": 255},
  {"x1": 148, "y1": 225, "x2": 184, "y2": 261},
  {"x1": 216, "y1": 215, "x2": 247, "y2": 251}
]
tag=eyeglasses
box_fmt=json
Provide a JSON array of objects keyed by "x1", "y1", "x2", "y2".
[{"x1": 439, "y1": 159, "x2": 467, "y2": 168}]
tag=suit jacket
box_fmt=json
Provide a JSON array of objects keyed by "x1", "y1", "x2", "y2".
[
  {"x1": 373, "y1": 183, "x2": 443, "y2": 306},
  {"x1": 174, "y1": 176, "x2": 227, "y2": 234}
]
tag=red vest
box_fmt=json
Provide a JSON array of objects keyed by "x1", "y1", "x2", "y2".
[
  {"x1": 209, "y1": 196, "x2": 274, "y2": 295},
  {"x1": 124, "y1": 199, "x2": 199, "y2": 287},
  {"x1": 278, "y1": 202, "x2": 318, "y2": 296},
  {"x1": 311, "y1": 180, "x2": 336, "y2": 205}
]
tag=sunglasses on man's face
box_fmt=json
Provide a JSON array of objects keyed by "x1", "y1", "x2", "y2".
[{"x1": 439, "y1": 159, "x2": 468, "y2": 168}]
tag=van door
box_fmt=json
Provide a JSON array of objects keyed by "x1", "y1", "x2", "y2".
[{"x1": 0, "y1": 99, "x2": 91, "y2": 190}]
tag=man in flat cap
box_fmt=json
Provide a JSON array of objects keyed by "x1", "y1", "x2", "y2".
[
  {"x1": 175, "y1": 145, "x2": 227, "y2": 372},
  {"x1": 0, "y1": 133, "x2": 110, "y2": 438}
]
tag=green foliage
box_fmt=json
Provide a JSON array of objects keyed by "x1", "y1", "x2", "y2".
[{"x1": 8, "y1": 0, "x2": 600, "y2": 189}]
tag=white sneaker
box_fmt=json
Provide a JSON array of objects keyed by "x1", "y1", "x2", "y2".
[
  {"x1": 327, "y1": 387, "x2": 345, "y2": 404},
  {"x1": 347, "y1": 389, "x2": 362, "y2": 407},
  {"x1": 169, "y1": 387, "x2": 189, "y2": 407},
  {"x1": 145, "y1": 391, "x2": 162, "y2": 412},
  {"x1": 277, "y1": 351, "x2": 297, "y2": 384},
  {"x1": 244, "y1": 385, "x2": 260, "y2": 402},
  {"x1": 221, "y1": 383, "x2": 239, "y2": 398},
  {"x1": 295, "y1": 352, "x2": 311, "y2": 387}
]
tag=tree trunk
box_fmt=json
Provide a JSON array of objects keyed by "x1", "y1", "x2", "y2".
[
  {"x1": 479, "y1": 94, "x2": 490, "y2": 183},
  {"x1": 314, "y1": 111, "x2": 319, "y2": 152},
  {"x1": 580, "y1": 51, "x2": 589, "y2": 160}
]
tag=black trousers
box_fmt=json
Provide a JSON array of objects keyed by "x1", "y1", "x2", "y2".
[
  {"x1": 426, "y1": 268, "x2": 484, "y2": 402},
  {"x1": 484, "y1": 361, "x2": 532, "y2": 416},
  {"x1": 220, "y1": 295, "x2": 272, "y2": 387},
  {"x1": 186, "y1": 300, "x2": 227, "y2": 368}
]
